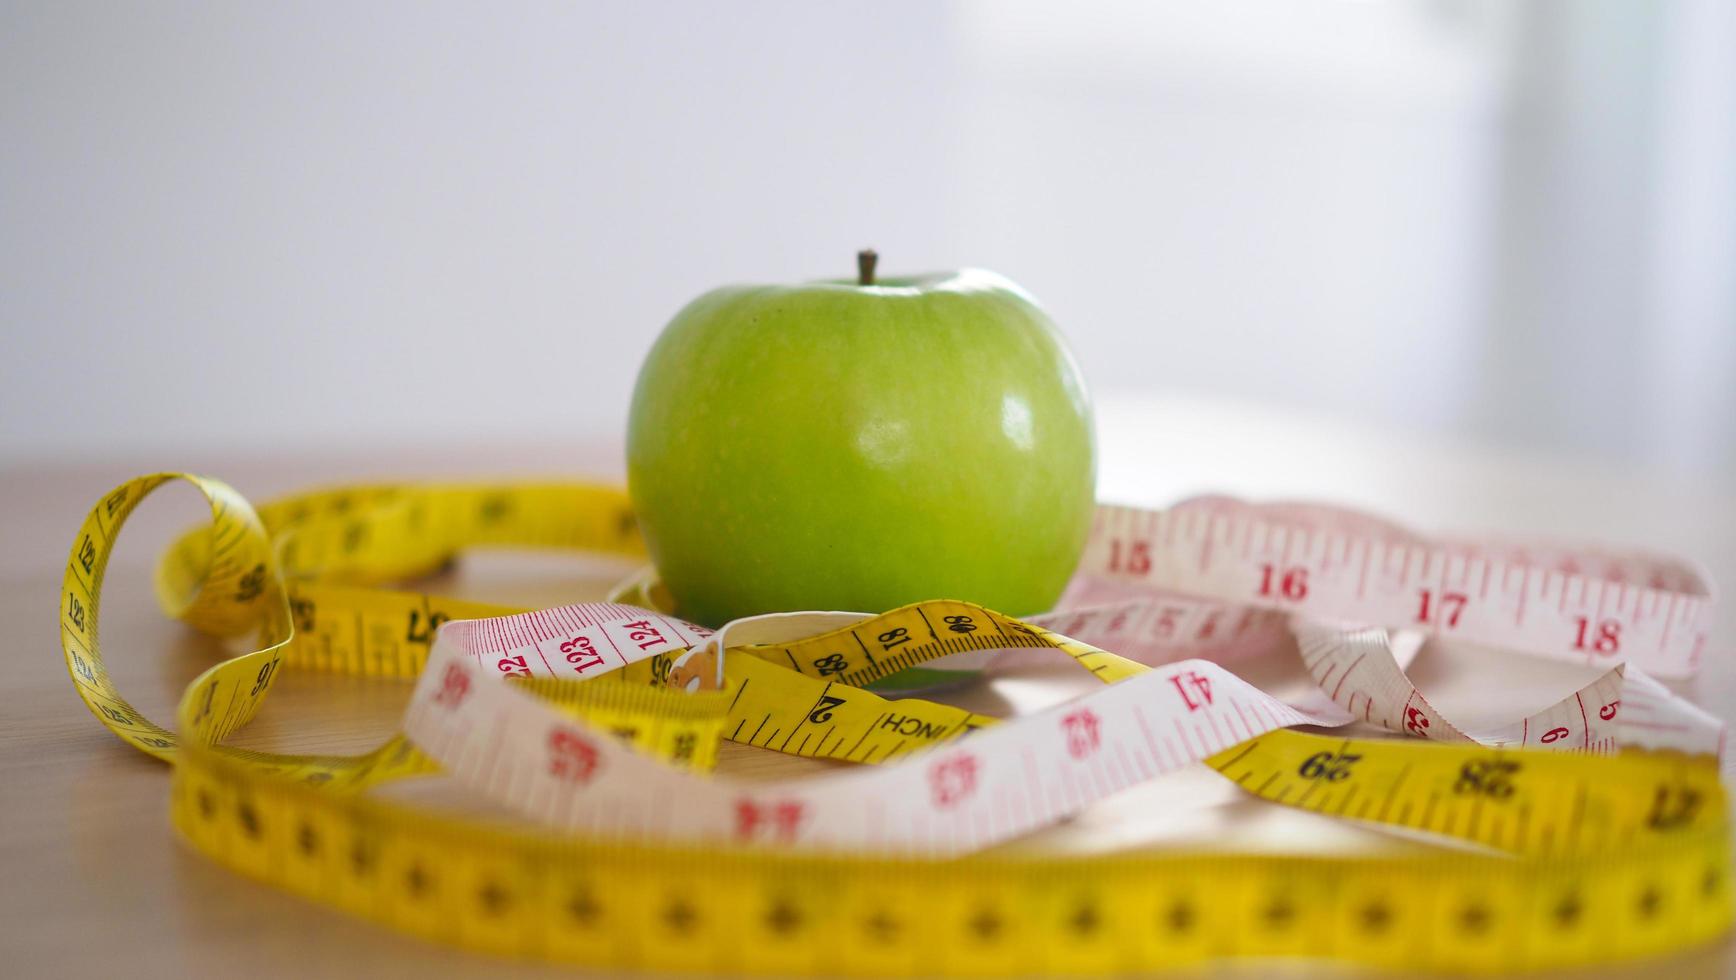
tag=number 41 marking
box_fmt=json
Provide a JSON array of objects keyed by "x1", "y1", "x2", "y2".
[{"x1": 1170, "y1": 670, "x2": 1213, "y2": 712}]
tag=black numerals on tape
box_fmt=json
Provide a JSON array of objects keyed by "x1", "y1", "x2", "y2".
[
  {"x1": 251, "y1": 660, "x2": 278, "y2": 696},
  {"x1": 235, "y1": 563, "x2": 266, "y2": 602},
  {"x1": 808, "y1": 695, "x2": 846, "y2": 724},
  {"x1": 1648, "y1": 785, "x2": 1703, "y2": 830},
  {"x1": 477, "y1": 493, "x2": 512, "y2": 524},
  {"x1": 196, "y1": 680, "x2": 217, "y2": 724},
  {"x1": 1454, "y1": 759, "x2": 1520, "y2": 799},
  {"x1": 1297, "y1": 751, "x2": 1361, "y2": 782},
  {"x1": 406, "y1": 610, "x2": 448, "y2": 645},
  {"x1": 670, "y1": 732, "x2": 696, "y2": 761},
  {"x1": 291, "y1": 597, "x2": 317, "y2": 631}
]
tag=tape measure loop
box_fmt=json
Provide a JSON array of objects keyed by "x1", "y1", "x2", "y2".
[{"x1": 59, "y1": 475, "x2": 1735, "y2": 972}]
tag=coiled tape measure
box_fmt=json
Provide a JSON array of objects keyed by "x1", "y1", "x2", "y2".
[{"x1": 59, "y1": 474, "x2": 1731, "y2": 974}]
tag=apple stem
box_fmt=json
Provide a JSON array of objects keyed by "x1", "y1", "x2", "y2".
[{"x1": 857, "y1": 249, "x2": 878, "y2": 287}]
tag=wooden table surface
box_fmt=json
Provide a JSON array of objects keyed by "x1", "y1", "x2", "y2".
[{"x1": 4, "y1": 393, "x2": 1734, "y2": 978}]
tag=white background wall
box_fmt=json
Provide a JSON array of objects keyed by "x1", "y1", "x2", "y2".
[{"x1": 4, "y1": 1, "x2": 1732, "y2": 475}]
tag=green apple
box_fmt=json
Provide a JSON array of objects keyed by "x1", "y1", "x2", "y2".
[{"x1": 626, "y1": 253, "x2": 1095, "y2": 630}]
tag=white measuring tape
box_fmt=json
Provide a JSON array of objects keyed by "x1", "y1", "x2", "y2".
[
  {"x1": 1082, "y1": 496, "x2": 1714, "y2": 677},
  {"x1": 405, "y1": 602, "x2": 1337, "y2": 853},
  {"x1": 399, "y1": 496, "x2": 1722, "y2": 852}
]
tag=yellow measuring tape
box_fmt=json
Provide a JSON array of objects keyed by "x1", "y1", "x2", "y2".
[{"x1": 60, "y1": 474, "x2": 1732, "y2": 973}]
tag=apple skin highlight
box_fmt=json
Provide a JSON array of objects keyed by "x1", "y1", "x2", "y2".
[{"x1": 627, "y1": 265, "x2": 1096, "y2": 629}]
